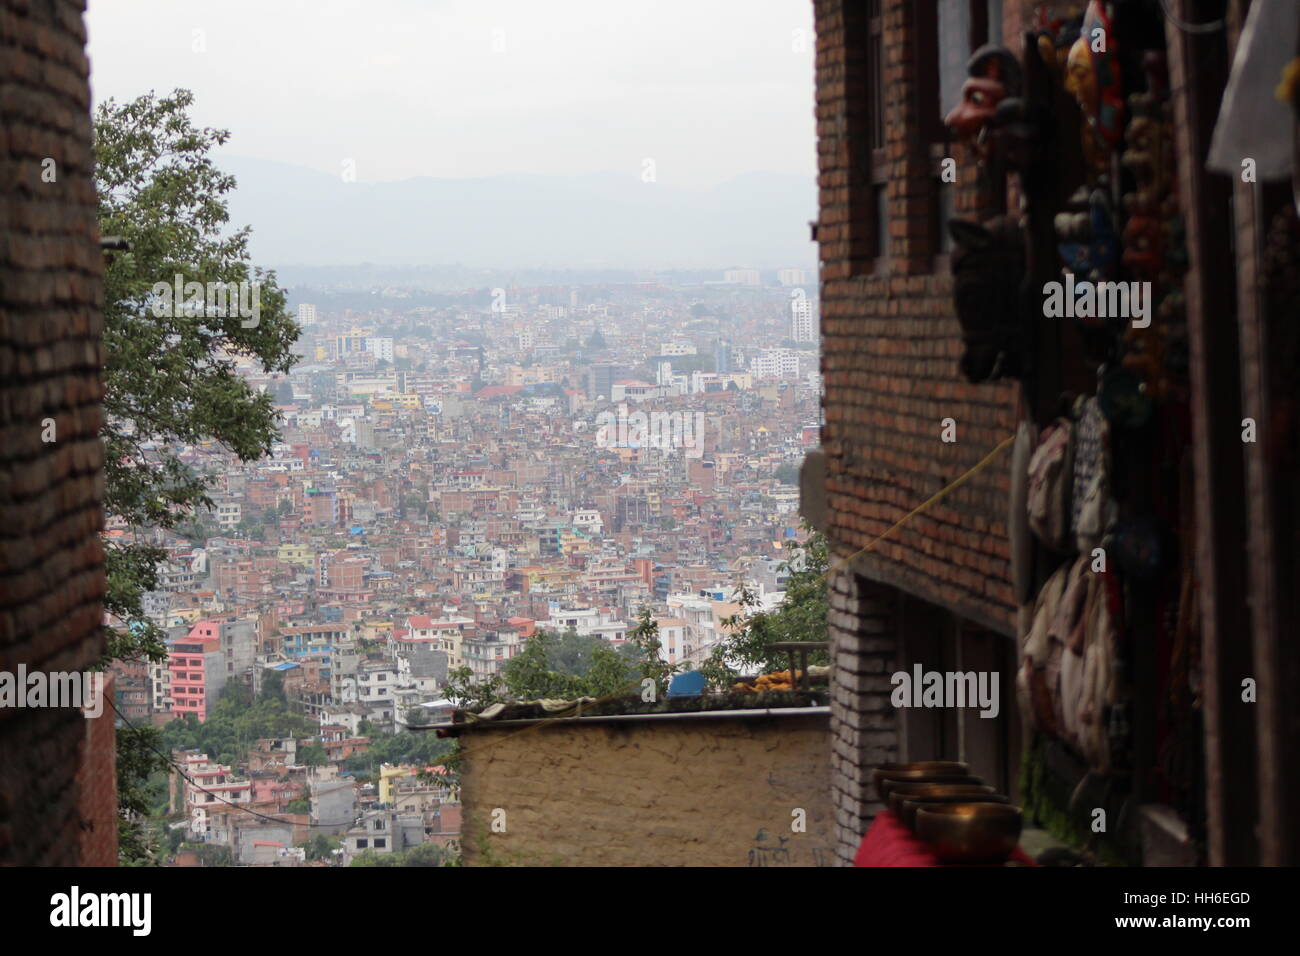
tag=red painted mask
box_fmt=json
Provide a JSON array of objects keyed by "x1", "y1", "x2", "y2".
[{"x1": 946, "y1": 77, "x2": 1008, "y2": 140}]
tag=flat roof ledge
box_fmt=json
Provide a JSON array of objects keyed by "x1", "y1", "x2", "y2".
[{"x1": 436, "y1": 704, "x2": 829, "y2": 736}]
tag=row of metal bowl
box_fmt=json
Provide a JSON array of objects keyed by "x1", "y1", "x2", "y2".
[{"x1": 872, "y1": 761, "x2": 1024, "y2": 865}]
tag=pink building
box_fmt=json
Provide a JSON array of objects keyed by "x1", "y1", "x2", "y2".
[
  {"x1": 251, "y1": 776, "x2": 304, "y2": 810},
  {"x1": 167, "y1": 622, "x2": 221, "y2": 721}
]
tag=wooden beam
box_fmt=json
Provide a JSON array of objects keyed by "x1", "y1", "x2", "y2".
[{"x1": 1164, "y1": 0, "x2": 1257, "y2": 866}]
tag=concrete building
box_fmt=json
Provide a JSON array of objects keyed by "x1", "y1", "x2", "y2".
[
  {"x1": 309, "y1": 769, "x2": 359, "y2": 835},
  {"x1": 166, "y1": 625, "x2": 228, "y2": 722},
  {"x1": 790, "y1": 292, "x2": 816, "y2": 344}
]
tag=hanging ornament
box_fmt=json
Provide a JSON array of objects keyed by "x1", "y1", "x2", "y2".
[{"x1": 1063, "y1": 1, "x2": 1123, "y2": 179}]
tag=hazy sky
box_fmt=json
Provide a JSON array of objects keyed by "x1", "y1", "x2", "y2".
[{"x1": 86, "y1": 0, "x2": 818, "y2": 189}]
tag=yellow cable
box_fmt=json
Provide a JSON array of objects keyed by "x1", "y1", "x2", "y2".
[{"x1": 826, "y1": 433, "x2": 1016, "y2": 577}]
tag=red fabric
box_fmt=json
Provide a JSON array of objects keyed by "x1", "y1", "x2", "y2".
[{"x1": 853, "y1": 810, "x2": 1036, "y2": 867}]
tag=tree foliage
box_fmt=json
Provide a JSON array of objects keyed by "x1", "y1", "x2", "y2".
[
  {"x1": 297, "y1": 742, "x2": 328, "y2": 767},
  {"x1": 698, "y1": 530, "x2": 829, "y2": 687},
  {"x1": 302, "y1": 834, "x2": 342, "y2": 862},
  {"x1": 115, "y1": 723, "x2": 168, "y2": 866},
  {"x1": 625, "y1": 607, "x2": 677, "y2": 699},
  {"x1": 159, "y1": 684, "x2": 317, "y2": 761},
  {"x1": 340, "y1": 730, "x2": 454, "y2": 778},
  {"x1": 94, "y1": 89, "x2": 300, "y2": 863},
  {"x1": 96, "y1": 88, "x2": 299, "y2": 664},
  {"x1": 439, "y1": 626, "x2": 660, "y2": 709},
  {"x1": 350, "y1": 842, "x2": 450, "y2": 867}
]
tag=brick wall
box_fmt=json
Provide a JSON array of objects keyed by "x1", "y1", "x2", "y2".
[
  {"x1": 78, "y1": 674, "x2": 119, "y2": 864},
  {"x1": 457, "y1": 712, "x2": 833, "y2": 866},
  {"x1": 815, "y1": 0, "x2": 1022, "y2": 864},
  {"x1": 827, "y1": 568, "x2": 898, "y2": 865},
  {"x1": 816, "y1": 0, "x2": 1018, "y2": 634},
  {"x1": 0, "y1": 0, "x2": 110, "y2": 865}
]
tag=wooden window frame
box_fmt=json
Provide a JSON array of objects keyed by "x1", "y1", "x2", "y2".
[
  {"x1": 916, "y1": 1, "x2": 1007, "y2": 274},
  {"x1": 869, "y1": 1, "x2": 888, "y2": 267},
  {"x1": 848, "y1": 0, "x2": 889, "y2": 275}
]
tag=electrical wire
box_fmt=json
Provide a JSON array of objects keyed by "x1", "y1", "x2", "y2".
[{"x1": 109, "y1": 694, "x2": 366, "y2": 830}]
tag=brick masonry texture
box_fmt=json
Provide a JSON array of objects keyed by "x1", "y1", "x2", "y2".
[
  {"x1": 0, "y1": 0, "x2": 112, "y2": 864},
  {"x1": 815, "y1": 0, "x2": 1018, "y2": 636},
  {"x1": 77, "y1": 675, "x2": 118, "y2": 864},
  {"x1": 827, "y1": 568, "x2": 898, "y2": 864},
  {"x1": 815, "y1": 0, "x2": 1021, "y2": 864},
  {"x1": 458, "y1": 714, "x2": 833, "y2": 866}
]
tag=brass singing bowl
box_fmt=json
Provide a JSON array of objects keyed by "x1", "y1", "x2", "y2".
[
  {"x1": 884, "y1": 782, "x2": 992, "y2": 815},
  {"x1": 915, "y1": 803, "x2": 1024, "y2": 865},
  {"x1": 899, "y1": 792, "x2": 1010, "y2": 832},
  {"x1": 878, "y1": 774, "x2": 984, "y2": 804},
  {"x1": 872, "y1": 762, "x2": 971, "y2": 802}
]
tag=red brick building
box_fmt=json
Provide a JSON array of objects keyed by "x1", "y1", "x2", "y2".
[
  {"x1": 814, "y1": 0, "x2": 1024, "y2": 867},
  {"x1": 0, "y1": 0, "x2": 114, "y2": 865},
  {"x1": 813, "y1": 0, "x2": 1300, "y2": 866}
]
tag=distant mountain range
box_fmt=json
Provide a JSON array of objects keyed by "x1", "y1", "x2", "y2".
[{"x1": 221, "y1": 156, "x2": 818, "y2": 275}]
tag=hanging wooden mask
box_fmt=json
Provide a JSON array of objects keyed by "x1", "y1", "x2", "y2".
[
  {"x1": 1064, "y1": 1, "x2": 1123, "y2": 177},
  {"x1": 948, "y1": 217, "x2": 1030, "y2": 383},
  {"x1": 945, "y1": 45, "x2": 1024, "y2": 162},
  {"x1": 1032, "y1": 2, "x2": 1085, "y2": 56},
  {"x1": 1081, "y1": 1, "x2": 1123, "y2": 146},
  {"x1": 1056, "y1": 188, "x2": 1119, "y2": 284}
]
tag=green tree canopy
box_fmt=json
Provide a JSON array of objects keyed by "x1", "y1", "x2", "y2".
[
  {"x1": 97, "y1": 88, "x2": 299, "y2": 665},
  {"x1": 351, "y1": 842, "x2": 450, "y2": 867},
  {"x1": 302, "y1": 834, "x2": 341, "y2": 861},
  {"x1": 774, "y1": 461, "x2": 801, "y2": 485},
  {"x1": 95, "y1": 89, "x2": 300, "y2": 863},
  {"x1": 341, "y1": 730, "x2": 454, "y2": 778},
  {"x1": 159, "y1": 687, "x2": 318, "y2": 761},
  {"x1": 699, "y1": 530, "x2": 829, "y2": 686},
  {"x1": 439, "y1": 626, "x2": 661, "y2": 709}
]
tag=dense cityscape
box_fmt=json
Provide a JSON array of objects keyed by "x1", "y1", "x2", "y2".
[
  {"x1": 4, "y1": 0, "x2": 1297, "y2": 925},
  {"x1": 107, "y1": 274, "x2": 821, "y2": 865}
]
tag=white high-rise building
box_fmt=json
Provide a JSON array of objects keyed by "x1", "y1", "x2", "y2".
[
  {"x1": 750, "y1": 348, "x2": 801, "y2": 380},
  {"x1": 364, "y1": 337, "x2": 394, "y2": 363},
  {"x1": 791, "y1": 292, "x2": 816, "y2": 343},
  {"x1": 778, "y1": 268, "x2": 807, "y2": 287},
  {"x1": 297, "y1": 303, "x2": 318, "y2": 327},
  {"x1": 724, "y1": 268, "x2": 762, "y2": 286}
]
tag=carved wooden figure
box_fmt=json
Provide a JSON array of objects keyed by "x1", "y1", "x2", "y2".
[{"x1": 948, "y1": 217, "x2": 1031, "y2": 383}]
